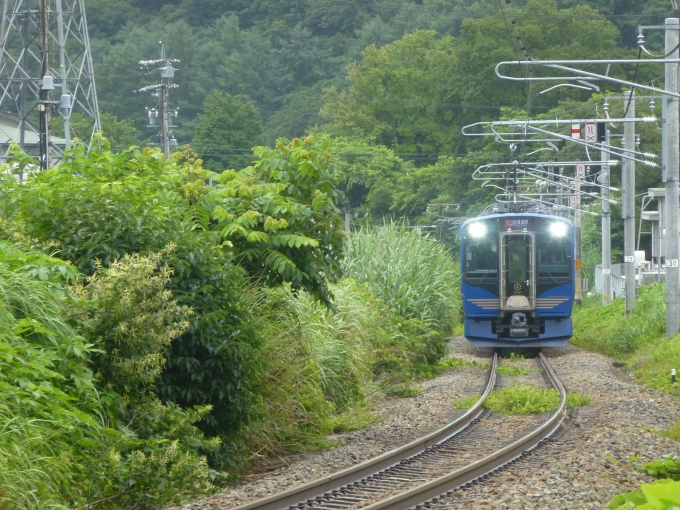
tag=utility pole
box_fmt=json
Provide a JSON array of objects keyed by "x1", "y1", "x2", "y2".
[
  {"x1": 601, "y1": 128, "x2": 612, "y2": 305},
  {"x1": 344, "y1": 200, "x2": 350, "y2": 231},
  {"x1": 664, "y1": 17, "x2": 680, "y2": 337},
  {"x1": 623, "y1": 90, "x2": 636, "y2": 317},
  {"x1": 438, "y1": 204, "x2": 443, "y2": 240},
  {"x1": 0, "y1": 0, "x2": 101, "y2": 164},
  {"x1": 38, "y1": 0, "x2": 48, "y2": 170},
  {"x1": 137, "y1": 42, "x2": 179, "y2": 158},
  {"x1": 574, "y1": 164, "x2": 584, "y2": 304}
]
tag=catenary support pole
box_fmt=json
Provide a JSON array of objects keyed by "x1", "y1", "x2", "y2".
[
  {"x1": 623, "y1": 90, "x2": 636, "y2": 317},
  {"x1": 345, "y1": 201, "x2": 350, "y2": 231},
  {"x1": 664, "y1": 17, "x2": 680, "y2": 337},
  {"x1": 602, "y1": 129, "x2": 612, "y2": 305},
  {"x1": 575, "y1": 165, "x2": 583, "y2": 304}
]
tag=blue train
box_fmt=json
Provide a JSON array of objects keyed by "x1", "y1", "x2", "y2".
[{"x1": 460, "y1": 212, "x2": 575, "y2": 348}]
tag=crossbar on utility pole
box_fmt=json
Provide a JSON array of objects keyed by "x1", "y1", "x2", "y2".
[{"x1": 664, "y1": 17, "x2": 680, "y2": 337}]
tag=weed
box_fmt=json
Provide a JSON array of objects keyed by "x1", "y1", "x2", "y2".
[
  {"x1": 640, "y1": 455, "x2": 680, "y2": 481},
  {"x1": 566, "y1": 392, "x2": 594, "y2": 407},
  {"x1": 437, "y1": 357, "x2": 489, "y2": 372},
  {"x1": 663, "y1": 421, "x2": 680, "y2": 441},
  {"x1": 572, "y1": 284, "x2": 666, "y2": 359},
  {"x1": 453, "y1": 395, "x2": 481, "y2": 410},
  {"x1": 384, "y1": 383, "x2": 422, "y2": 398},
  {"x1": 496, "y1": 365, "x2": 535, "y2": 377},
  {"x1": 482, "y1": 386, "x2": 592, "y2": 415},
  {"x1": 330, "y1": 410, "x2": 378, "y2": 434}
]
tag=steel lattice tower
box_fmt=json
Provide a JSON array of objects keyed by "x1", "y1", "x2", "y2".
[{"x1": 0, "y1": 0, "x2": 100, "y2": 168}]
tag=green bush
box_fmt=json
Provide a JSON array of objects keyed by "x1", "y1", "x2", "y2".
[
  {"x1": 343, "y1": 222, "x2": 460, "y2": 336},
  {"x1": 0, "y1": 245, "x2": 217, "y2": 508},
  {"x1": 607, "y1": 479, "x2": 680, "y2": 509},
  {"x1": 640, "y1": 455, "x2": 680, "y2": 481},
  {"x1": 0, "y1": 145, "x2": 260, "y2": 456}
]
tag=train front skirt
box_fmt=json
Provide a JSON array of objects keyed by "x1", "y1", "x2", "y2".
[{"x1": 464, "y1": 317, "x2": 572, "y2": 348}]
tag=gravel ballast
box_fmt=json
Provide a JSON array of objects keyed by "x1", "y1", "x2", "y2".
[{"x1": 177, "y1": 338, "x2": 680, "y2": 509}]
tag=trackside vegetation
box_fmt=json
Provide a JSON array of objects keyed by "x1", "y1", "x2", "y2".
[
  {"x1": 571, "y1": 284, "x2": 680, "y2": 507},
  {"x1": 0, "y1": 139, "x2": 461, "y2": 507}
]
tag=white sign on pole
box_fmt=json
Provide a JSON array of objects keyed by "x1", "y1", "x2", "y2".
[
  {"x1": 668, "y1": 259, "x2": 679, "y2": 268},
  {"x1": 416, "y1": 227, "x2": 422, "y2": 234},
  {"x1": 584, "y1": 122, "x2": 597, "y2": 144},
  {"x1": 575, "y1": 164, "x2": 586, "y2": 179},
  {"x1": 624, "y1": 255, "x2": 635, "y2": 263},
  {"x1": 569, "y1": 195, "x2": 576, "y2": 207},
  {"x1": 603, "y1": 269, "x2": 611, "y2": 275}
]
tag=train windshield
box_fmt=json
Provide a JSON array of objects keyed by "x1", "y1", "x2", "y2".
[
  {"x1": 537, "y1": 235, "x2": 570, "y2": 279},
  {"x1": 537, "y1": 242, "x2": 570, "y2": 278},
  {"x1": 464, "y1": 221, "x2": 498, "y2": 280}
]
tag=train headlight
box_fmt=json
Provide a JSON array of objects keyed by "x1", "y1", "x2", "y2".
[
  {"x1": 549, "y1": 221, "x2": 569, "y2": 237},
  {"x1": 468, "y1": 222, "x2": 487, "y2": 238}
]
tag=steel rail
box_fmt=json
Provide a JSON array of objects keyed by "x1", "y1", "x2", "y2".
[
  {"x1": 231, "y1": 353, "x2": 499, "y2": 510},
  {"x1": 359, "y1": 353, "x2": 566, "y2": 510}
]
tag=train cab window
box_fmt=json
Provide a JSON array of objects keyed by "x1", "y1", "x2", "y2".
[
  {"x1": 463, "y1": 222, "x2": 498, "y2": 283},
  {"x1": 537, "y1": 239, "x2": 570, "y2": 279}
]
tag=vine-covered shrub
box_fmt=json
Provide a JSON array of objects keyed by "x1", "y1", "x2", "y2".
[{"x1": 0, "y1": 244, "x2": 217, "y2": 508}]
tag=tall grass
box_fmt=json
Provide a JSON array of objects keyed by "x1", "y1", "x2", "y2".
[
  {"x1": 343, "y1": 222, "x2": 461, "y2": 335},
  {"x1": 0, "y1": 406, "x2": 70, "y2": 510},
  {"x1": 572, "y1": 284, "x2": 666, "y2": 358},
  {"x1": 242, "y1": 281, "x2": 382, "y2": 460},
  {"x1": 0, "y1": 262, "x2": 96, "y2": 510}
]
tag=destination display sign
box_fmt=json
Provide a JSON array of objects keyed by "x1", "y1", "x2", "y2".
[{"x1": 505, "y1": 219, "x2": 529, "y2": 228}]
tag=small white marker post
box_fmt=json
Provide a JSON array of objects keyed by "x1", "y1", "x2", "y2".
[{"x1": 672, "y1": 368, "x2": 676, "y2": 384}]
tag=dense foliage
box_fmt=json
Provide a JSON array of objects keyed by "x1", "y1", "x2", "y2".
[
  {"x1": 0, "y1": 241, "x2": 216, "y2": 508},
  {"x1": 0, "y1": 134, "x2": 463, "y2": 505},
  {"x1": 5, "y1": 0, "x2": 680, "y2": 506}
]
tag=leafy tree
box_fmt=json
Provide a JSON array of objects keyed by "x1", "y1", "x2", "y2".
[
  {"x1": 323, "y1": 1, "x2": 630, "y2": 163},
  {"x1": 198, "y1": 135, "x2": 345, "y2": 305},
  {"x1": 191, "y1": 91, "x2": 265, "y2": 171},
  {"x1": 84, "y1": 0, "x2": 144, "y2": 39},
  {"x1": 330, "y1": 137, "x2": 411, "y2": 218},
  {"x1": 322, "y1": 30, "x2": 457, "y2": 159},
  {"x1": 99, "y1": 112, "x2": 141, "y2": 149}
]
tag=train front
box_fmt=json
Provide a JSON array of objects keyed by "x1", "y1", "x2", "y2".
[{"x1": 460, "y1": 213, "x2": 575, "y2": 348}]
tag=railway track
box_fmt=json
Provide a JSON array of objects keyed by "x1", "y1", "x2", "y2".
[{"x1": 233, "y1": 352, "x2": 567, "y2": 510}]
